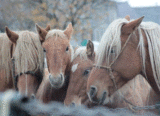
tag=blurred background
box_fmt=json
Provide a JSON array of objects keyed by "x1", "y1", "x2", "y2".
[{"x1": 0, "y1": 0, "x2": 160, "y2": 47}]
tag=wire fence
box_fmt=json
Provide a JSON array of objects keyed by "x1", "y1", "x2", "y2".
[{"x1": 0, "y1": 90, "x2": 159, "y2": 116}]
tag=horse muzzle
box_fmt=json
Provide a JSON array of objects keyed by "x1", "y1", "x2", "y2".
[
  {"x1": 49, "y1": 74, "x2": 64, "y2": 89},
  {"x1": 87, "y1": 85, "x2": 107, "y2": 105}
]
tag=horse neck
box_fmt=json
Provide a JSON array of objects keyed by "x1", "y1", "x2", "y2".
[{"x1": 141, "y1": 59, "x2": 160, "y2": 95}]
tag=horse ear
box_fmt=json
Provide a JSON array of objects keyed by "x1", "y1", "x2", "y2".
[
  {"x1": 125, "y1": 15, "x2": 130, "y2": 21},
  {"x1": 86, "y1": 40, "x2": 94, "y2": 57},
  {"x1": 64, "y1": 23, "x2": 73, "y2": 40},
  {"x1": 122, "y1": 16, "x2": 144, "y2": 34},
  {"x1": 45, "y1": 25, "x2": 51, "y2": 32},
  {"x1": 36, "y1": 24, "x2": 48, "y2": 42},
  {"x1": 5, "y1": 26, "x2": 19, "y2": 43}
]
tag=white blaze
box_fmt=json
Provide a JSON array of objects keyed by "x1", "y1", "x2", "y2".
[{"x1": 71, "y1": 63, "x2": 79, "y2": 73}]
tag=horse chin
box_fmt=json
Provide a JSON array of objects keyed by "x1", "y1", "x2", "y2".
[
  {"x1": 87, "y1": 91, "x2": 110, "y2": 105},
  {"x1": 87, "y1": 92, "x2": 99, "y2": 104}
]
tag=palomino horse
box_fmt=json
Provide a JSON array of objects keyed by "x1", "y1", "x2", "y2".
[
  {"x1": 4, "y1": 26, "x2": 50, "y2": 98},
  {"x1": 87, "y1": 16, "x2": 160, "y2": 111},
  {"x1": 36, "y1": 23, "x2": 74, "y2": 103},
  {"x1": 64, "y1": 40, "x2": 96, "y2": 106},
  {"x1": 64, "y1": 40, "x2": 152, "y2": 113}
]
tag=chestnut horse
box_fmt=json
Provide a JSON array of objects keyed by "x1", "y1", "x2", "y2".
[
  {"x1": 64, "y1": 40, "x2": 96, "y2": 106},
  {"x1": 36, "y1": 23, "x2": 73, "y2": 103},
  {"x1": 87, "y1": 16, "x2": 160, "y2": 111},
  {"x1": 4, "y1": 26, "x2": 50, "y2": 98},
  {"x1": 64, "y1": 40, "x2": 153, "y2": 113}
]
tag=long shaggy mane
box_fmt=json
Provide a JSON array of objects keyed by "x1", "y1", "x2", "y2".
[
  {"x1": 13, "y1": 31, "x2": 44, "y2": 76},
  {"x1": 0, "y1": 33, "x2": 12, "y2": 80},
  {"x1": 96, "y1": 18, "x2": 160, "y2": 90},
  {"x1": 73, "y1": 47, "x2": 88, "y2": 61}
]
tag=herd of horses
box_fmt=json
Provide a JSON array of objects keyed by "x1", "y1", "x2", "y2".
[{"x1": 1, "y1": 15, "x2": 160, "y2": 115}]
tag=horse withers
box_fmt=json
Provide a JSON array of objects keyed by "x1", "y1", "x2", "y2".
[
  {"x1": 87, "y1": 16, "x2": 160, "y2": 113},
  {"x1": 36, "y1": 23, "x2": 74, "y2": 103}
]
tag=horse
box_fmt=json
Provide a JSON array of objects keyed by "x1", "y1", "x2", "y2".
[
  {"x1": 64, "y1": 40, "x2": 96, "y2": 107},
  {"x1": 36, "y1": 23, "x2": 74, "y2": 103},
  {"x1": 64, "y1": 40, "x2": 153, "y2": 114},
  {"x1": 86, "y1": 15, "x2": 160, "y2": 112},
  {"x1": 3, "y1": 26, "x2": 50, "y2": 98}
]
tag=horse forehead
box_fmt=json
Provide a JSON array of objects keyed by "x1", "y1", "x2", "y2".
[
  {"x1": 45, "y1": 36, "x2": 69, "y2": 45},
  {"x1": 89, "y1": 68, "x2": 107, "y2": 79}
]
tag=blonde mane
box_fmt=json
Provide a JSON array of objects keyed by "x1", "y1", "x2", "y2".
[
  {"x1": 13, "y1": 31, "x2": 44, "y2": 76},
  {"x1": 0, "y1": 33, "x2": 12, "y2": 80},
  {"x1": 73, "y1": 45, "x2": 97, "y2": 62},
  {"x1": 96, "y1": 18, "x2": 160, "y2": 90},
  {"x1": 73, "y1": 47, "x2": 88, "y2": 61},
  {"x1": 46, "y1": 29, "x2": 74, "y2": 62}
]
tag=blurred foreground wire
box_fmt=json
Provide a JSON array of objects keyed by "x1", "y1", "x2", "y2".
[{"x1": 0, "y1": 90, "x2": 158, "y2": 116}]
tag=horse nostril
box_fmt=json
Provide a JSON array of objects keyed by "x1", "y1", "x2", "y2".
[
  {"x1": 99, "y1": 91, "x2": 107, "y2": 105},
  {"x1": 21, "y1": 96, "x2": 29, "y2": 103},
  {"x1": 89, "y1": 85, "x2": 97, "y2": 98},
  {"x1": 102, "y1": 91, "x2": 107, "y2": 101}
]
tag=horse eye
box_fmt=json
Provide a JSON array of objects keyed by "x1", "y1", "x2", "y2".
[
  {"x1": 43, "y1": 48, "x2": 46, "y2": 52},
  {"x1": 66, "y1": 46, "x2": 69, "y2": 51},
  {"x1": 83, "y1": 69, "x2": 90, "y2": 76}
]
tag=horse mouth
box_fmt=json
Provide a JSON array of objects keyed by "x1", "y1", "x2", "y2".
[
  {"x1": 87, "y1": 91, "x2": 107, "y2": 105},
  {"x1": 87, "y1": 92, "x2": 99, "y2": 104},
  {"x1": 49, "y1": 76, "x2": 64, "y2": 89}
]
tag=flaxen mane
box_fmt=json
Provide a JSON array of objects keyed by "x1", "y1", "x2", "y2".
[
  {"x1": 96, "y1": 18, "x2": 160, "y2": 90},
  {"x1": 45, "y1": 29, "x2": 74, "y2": 62},
  {"x1": 73, "y1": 47, "x2": 88, "y2": 61},
  {"x1": 13, "y1": 31, "x2": 44, "y2": 76},
  {"x1": 0, "y1": 33, "x2": 12, "y2": 80}
]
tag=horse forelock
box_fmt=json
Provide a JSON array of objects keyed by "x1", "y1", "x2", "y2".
[
  {"x1": 13, "y1": 31, "x2": 44, "y2": 76},
  {"x1": 73, "y1": 47, "x2": 88, "y2": 61},
  {"x1": 73, "y1": 46, "x2": 97, "y2": 62},
  {"x1": 0, "y1": 33, "x2": 12, "y2": 80},
  {"x1": 46, "y1": 29, "x2": 67, "y2": 40}
]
